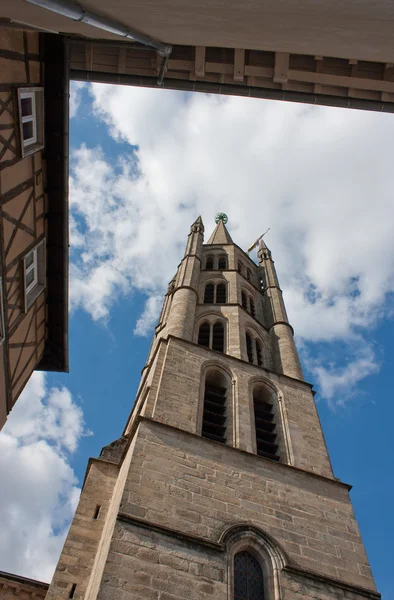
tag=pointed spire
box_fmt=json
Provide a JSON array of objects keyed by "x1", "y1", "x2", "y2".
[
  {"x1": 207, "y1": 220, "x2": 233, "y2": 245},
  {"x1": 190, "y1": 215, "x2": 204, "y2": 234}
]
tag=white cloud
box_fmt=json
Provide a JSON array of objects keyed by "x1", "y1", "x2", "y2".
[
  {"x1": 0, "y1": 373, "x2": 87, "y2": 581},
  {"x1": 306, "y1": 342, "x2": 380, "y2": 403},
  {"x1": 69, "y1": 81, "x2": 87, "y2": 119},
  {"x1": 69, "y1": 84, "x2": 394, "y2": 401},
  {"x1": 134, "y1": 294, "x2": 164, "y2": 336}
]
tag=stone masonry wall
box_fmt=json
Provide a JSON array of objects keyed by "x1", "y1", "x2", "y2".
[
  {"x1": 97, "y1": 521, "x2": 226, "y2": 600},
  {"x1": 119, "y1": 419, "x2": 375, "y2": 592},
  {"x1": 146, "y1": 337, "x2": 332, "y2": 478}
]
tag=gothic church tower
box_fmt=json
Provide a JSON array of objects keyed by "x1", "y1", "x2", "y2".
[{"x1": 46, "y1": 215, "x2": 380, "y2": 600}]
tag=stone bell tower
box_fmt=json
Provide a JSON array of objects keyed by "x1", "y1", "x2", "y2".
[{"x1": 46, "y1": 215, "x2": 380, "y2": 600}]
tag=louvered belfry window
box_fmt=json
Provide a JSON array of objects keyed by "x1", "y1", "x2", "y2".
[
  {"x1": 218, "y1": 255, "x2": 227, "y2": 269},
  {"x1": 201, "y1": 374, "x2": 227, "y2": 444},
  {"x1": 216, "y1": 283, "x2": 226, "y2": 304},
  {"x1": 204, "y1": 283, "x2": 215, "y2": 303},
  {"x1": 206, "y1": 256, "x2": 214, "y2": 269},
  {"x1": 234, "y1": 551, "x2": 265, "y2": 600},
  {"x1": 250, "y1": 298, "x2": 256, "y2": 318},
  {"x1": 198, "y1": 322, "x2": 225, "y2": 353},
  {"x1": 254, "y1": 389, "x2": 280, "y2": 461},
  {"x1": 212, "y1": 322, "x2": 225, "y2": 352},
  {"x1": 242, "y1": 292, "x2": 248, "y2": 309},
  {"x1": 246, "y1": 333, "x2": 254, "y2": 363},
  {"x1": 256, "y1": 340, "x2": 263, "y2": 366},
  {"x1": 198, "y1": 323, "x2": 210, "y2": 347}
]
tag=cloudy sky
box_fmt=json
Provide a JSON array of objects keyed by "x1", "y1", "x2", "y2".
[{"x1": 1, "y1": 82, "x2": 393, "y2": 594}]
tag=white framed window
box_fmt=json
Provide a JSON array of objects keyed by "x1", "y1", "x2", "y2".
[
  {"x1": 0, "y1": 277, "x2": 5, "y2": 344},
  {"x1": 17, "y1": 87, "x2": 44, "y2": 157},
  {"x1": 23, "y1": 240, "x2": 46, "y2": 311}
]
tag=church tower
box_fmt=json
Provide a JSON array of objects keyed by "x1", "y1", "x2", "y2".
[{"x1": 46, "y1": 215, "x2": 380, "y2": 600}]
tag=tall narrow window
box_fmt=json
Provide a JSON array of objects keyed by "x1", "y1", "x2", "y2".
[
  {"x1": 202, "y1": 372, "x2": 227, "y2": 443},
  {"x1": 206, "y1": 256, "x2": 214, "y2": 269},
  {"x1": 241, "y1": 291, "x2": 248, "y2": 309},
  {"x1": 256, "y1": 340, "x2": 263, "y2": 366},
  {"x1": 238, "y1": 262, "x2": 244, "y2": 275},
  {"x1": 218, "y1": 255, "x2": 227, "y2": 270},
  {"x1": 17, "y1": 88, "x2": 44, "y2": 157},
  {"x1": 23, "y1": 240, "x2": 46, "y2": 311},
  {"x1": 247, "y1": 268, "x2": 252, "y2": 282},
  {"x1": 234, "y1": 551, "x2": 265, "y2": 600},
  {"x1": 204, "y1": 283, "x2": 215, "y2": 303},
  {"x1": 254, "y1": 389, "x2": 280, "y2": 461},
  {"x1": 198, "y1": 323, "x2": 210, "y2": 347},
  {"x1": 212, "y1": 322, "x2": 225, "y2": 353},
  {"x1": 216, "y1": 283, "x2": 226, "y2": 304},
  {"x1": 250, "y1": 298, "x2": 256, "y2": 318},
  {"x1": 246, "y1": 333, "x2": 254, "y2": 363}
]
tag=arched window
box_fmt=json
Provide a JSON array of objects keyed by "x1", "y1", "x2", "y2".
[
  {"x1": 205, "y1": 256, "x2": 214, "y2": 269},
  {"x1": 204, "y1": 283, "x2": 215, "y2": 303},
  {"x1": 198, "y1": 321, "x2": 226, "y2": 353},
  {"x1": 234, "y1": 551, "x2": 265, "y2": 600},
  {"x1": 202, "y1": 371, "x2": 227, "y2": 443},
  {"x1": 246, "y1": 333, "x2": 254, "y2": 363},
  {"x1": 212, "y1": 322, "x2": 225, "y2": 352},
  {"x1": 216, "y1": 283, "x2": 226, "y2": 304},
  {"x1": 246, "y1": 268, "x2": 252, "y2": 282},
  {"x1": 204, "y1": 282, "x2": 227, "y2": 304},
  {"x1": 238, "y1": 261, "x2": 244, "y2": 275},
  {"x1": 241, "y1": 291, "x2": 248, "y2": 310},
  {"x1": 250, "y1": 298, "x2": 256, "y2": 318},
  {"x1": 198, "y1": 323, "x2": 210, "y2": 347},
  {"x1": 253, "y1": 387, "x2": 280, "y2": 461},
  {"x1": 256, "y1": 340, "x2": 263, "y2": 366},
  {"x1": 218, "y1": 255, "x2": 227, "y2": 270}
]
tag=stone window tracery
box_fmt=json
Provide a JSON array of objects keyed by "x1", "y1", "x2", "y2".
[
  {"x1": 204, "y1": 282, "x2": 227, "y2": 304},
  {"x1": 198, "y1": 321, "x2": 226, "y2": 353}
]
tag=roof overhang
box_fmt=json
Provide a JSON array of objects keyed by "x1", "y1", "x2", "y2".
[{"x1": 37, "y1": 33, "x2": 69, "y2": 372}]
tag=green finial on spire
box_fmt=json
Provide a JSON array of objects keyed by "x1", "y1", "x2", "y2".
[{"x1": 215, "y1": 212, "x2": 228, "y2": 224}]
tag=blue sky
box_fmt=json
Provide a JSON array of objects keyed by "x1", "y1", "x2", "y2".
[{"x1": 0, "y1": 82, "x2": 393, "y2": 594}]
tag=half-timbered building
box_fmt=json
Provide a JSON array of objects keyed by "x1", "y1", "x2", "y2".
[{"x1": 0, "y1": 26, "x2": 68, "y2": 430}]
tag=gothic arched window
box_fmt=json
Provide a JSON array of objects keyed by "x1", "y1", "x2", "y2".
[
  {"x1": 212, "y1": 322, "x2": 225, "y2": 352},
  {"x1": 238, "y1": 261, "x2": 245, "y2": 275},
  {"x1": 246, "y1": 268, "x2": 252, "y2": 282},
  {"x1": 202, "y1": 370, "x2": 227, "y2": 443},
  {"x1": 204, "y1": 282, "x2": 227, "y2": 304},
  {"x1": 256, "y1": 340, "x2": 263, "y2": 366},
  {"x1": 234, "y1": 551, "x2": 265, "y2": 600},
  {"x1": 218, "y1": 255, "x2": 227, "y2": 270},
  {"x1": 198, "y1": 321, "x2": 226, "y2": 353},
  {"x1": 250, "y1": 298, "x2": 256, "y2": 318},
  {"x1": 241, "y1": 291, "x2": 248, "y2": 310},
  {"x1": 246, "y1": 333, "x2": 254, "y2": 363},
  {"x1": 204, "y1": 283, "x2": 215, "y2": 303},
  {"x1": 206, "y1": 256, "x2": 214, "y2": 269},
  {"x1": 198, "y1": 322, "x2": 210, "y2": 347},
  {"x1": 216, "y1": 283, "x2": 227, "y2": 304},
  {"x1": 253, "y1": 387, "x2": 280, "y2": 462}
]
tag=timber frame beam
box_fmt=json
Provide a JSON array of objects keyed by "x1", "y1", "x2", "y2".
[{"x1": 69, "y1": 40, "x2": 394, "y2": 113}]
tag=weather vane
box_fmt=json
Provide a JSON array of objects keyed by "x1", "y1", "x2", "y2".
[{"x1": 215, "y1": 212, "x2": 228, "y2": 224}]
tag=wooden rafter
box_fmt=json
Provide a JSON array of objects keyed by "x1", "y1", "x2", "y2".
[
  {"x1": 69, "y1": 41, "x2": 394, "y2": 111},
  {"x1": 4, "y1": 190, "x2": 34, "y2": 258}
]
